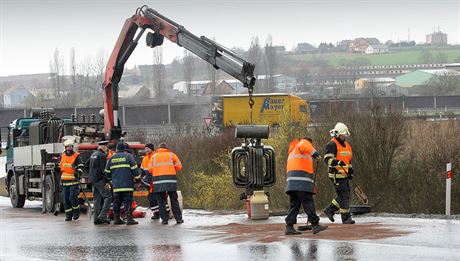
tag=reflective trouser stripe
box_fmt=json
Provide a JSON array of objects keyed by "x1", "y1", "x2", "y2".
[
  {"x1": 65, "y1": 208, "x2": 73, "y2": 213},
  {"x1": 332, "y1": 198, "x2": 349, "y2": 213},
  {"x1": 72, "y1": 205, "x2": 80, "y2": 210},
  {"x1": 332, "y1": 198, "x2": 340, "y2": 208}
]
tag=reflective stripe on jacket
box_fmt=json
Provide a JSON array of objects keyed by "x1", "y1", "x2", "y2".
[
  {"x1": 149, "y1": 148, "x2": 182, "y2": 192},
  {"x1": 60, "y1": 151, "x2": 80, "y2": 181},
  {"x1": 285, "y1": 139, "x2": 317, "y2": 193},
  {"x1": 329, "y1": 138, "x2": 352, "y2": 178},
  {"x1": 104, "y1": 152, "x2": 140, "y2": 192}
]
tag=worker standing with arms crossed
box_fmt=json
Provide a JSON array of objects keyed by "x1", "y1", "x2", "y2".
[
  {"x1": 104, "y1": 142, "x2": 141, "y2": 225},
  {"x1": 323, "y1": 122, "x2": 355, "y2": 224},
  {"x1": 59, "y1": 139, "x2": 84, "y2": 221},
  {"x1": 284, "y1": 137, "x2": 328, "y2": 235},
  {"x1": 89, "y1": 140, "x2": 112, "y2": 225},
  {"x1": 149, "y1": 143, "x2": 183, "y2": 225}
]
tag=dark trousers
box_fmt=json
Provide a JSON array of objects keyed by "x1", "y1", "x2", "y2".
[
  {"x1": 327, "y1": 178, "x2": 351, "y2": 211},
  {"x1": 285, "y1": 191, "x2": 319, "y2": 226},
  {"x1": 156, "y1": 191, "x2": 181, "y2": 222},
  {"x1": 148, "y1": 192, "x2": 169, "y2": 214},
  {"x1": 113, "y1": 192, "x2": 133, "y2": 217},
  {"x1": 92, "y1": 180, "x2": 112, "y2": 220},
  {"x1": 61, "y1": 184, "x2": 79, "y2": 215}
]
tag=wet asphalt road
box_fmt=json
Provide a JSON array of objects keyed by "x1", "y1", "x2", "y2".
[{"x1": 1, "y1": 197, "x2": 459, "y2": 261}]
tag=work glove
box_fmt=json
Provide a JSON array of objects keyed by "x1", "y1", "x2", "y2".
[
  {"x1": 348, "y1": 168, "x2": 354, "y2": 179},
  {"x1": 332, "y1": 159, "x2": 346, "y2": 167}
]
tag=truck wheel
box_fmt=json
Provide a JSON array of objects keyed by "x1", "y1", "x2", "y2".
[
  {"x1": 9, "y1": 176, "x2": 25, "y2": 208},
  {"x1": 44, "y1": 175, "x2": 55, "y2": 213}
]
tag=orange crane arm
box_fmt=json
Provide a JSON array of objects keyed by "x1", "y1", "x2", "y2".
[{"x1": 103, "y1": 5, "x2": 256, "y2": 141}]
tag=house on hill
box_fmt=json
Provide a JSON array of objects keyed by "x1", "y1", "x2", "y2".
[
  {"x1": 365, "y1": 44, "x2": 389, "y2": 54},
  {"x1": 295, "y1": 43, "x2": 316, "y2": 53},
  {"x1": 3, "y1": 85, "x2": 31, "y2": 108}
]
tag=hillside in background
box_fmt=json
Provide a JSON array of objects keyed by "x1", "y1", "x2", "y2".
[{"x1": 289, "y1": 46, "x2": 460, "y2": 66}]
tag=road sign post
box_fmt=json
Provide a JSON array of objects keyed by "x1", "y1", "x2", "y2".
[{"x1": 446, "y1": 163, "x2": 452, "y2": 216}]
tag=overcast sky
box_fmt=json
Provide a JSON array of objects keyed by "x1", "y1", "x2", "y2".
[{"x1": 1, "y1": 0, "x2": 459, "y2": 76}]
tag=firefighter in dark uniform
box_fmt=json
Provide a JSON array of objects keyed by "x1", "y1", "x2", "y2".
[
  {"x1": 89, "y1": 140, "x2": 112, "y2": 225},
  {"x1": 59, "y1": 139, "x2": 84, "y2": 221},
  {"x1": 323, "y1": 122, "x2": 355, "y2": 224},
  {"x1": 104, "y1": 142, "x2": 141, "y2": 225}
]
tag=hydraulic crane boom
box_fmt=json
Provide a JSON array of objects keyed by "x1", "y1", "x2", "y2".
[{"x1": 103, "y1": 5, "x2": 256, "y2": 141}]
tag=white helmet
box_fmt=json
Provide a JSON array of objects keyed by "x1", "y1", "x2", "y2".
[
  {"x1": 330, "y1": 122, "x2": 350, "y2": 137},
  {"x1": 63, "y1": 139, "x2": 75, "y2": 147}
]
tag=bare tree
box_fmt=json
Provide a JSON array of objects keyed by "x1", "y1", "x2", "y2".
[
  {"x1": 49, "y1": 48, "x2": 65, "y2": 104},
  {"x1": 182, "y1": 50, "x2": 195, "y2": 96},
  {"x1": 247, "y1": 37, "x2": 262, "y2": 77},
  {"x1": 152, "y1": 46, "x2": 165, "y2": 98},
  {"x1": 264, "y1": 35, "x2": 277, "y2": 93}
]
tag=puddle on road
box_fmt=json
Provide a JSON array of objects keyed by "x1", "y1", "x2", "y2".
[{"x1": 199, "y1": 222, "x2": 412, "y2": 243}]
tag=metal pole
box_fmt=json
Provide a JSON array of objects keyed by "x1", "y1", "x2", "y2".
[
  {"x1": 168, "y1": 103, "x2": 171, "y2": 124},
  {"x1": 122, "y1": 106, "x2": 126, "y2": 126},
  {"x1": 446, "y1": 163, "x2": 452, "y2": 216}
]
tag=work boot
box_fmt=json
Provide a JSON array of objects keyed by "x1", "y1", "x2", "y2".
[
  {"x1": 126, "y1": 214, "x2": 138, "y2": 225},
  {"x1": 113, "y1": 215, "x2": 125, "y2": 225},
  {"x1": 151, "y1": 212, "x2": 160, "y2": 220},
  {"x1": 312, "y1": 223, "x2": 328, "y2": 234},
  {"x1": 99, "y1": 216, "x2": 111, "y2": 224},
  {"x1": 341, "y1": 214, "x2": 355, "y2": 224},
  {"x1": 323, "y1": 208, "x2": 335, "y2": 222},
  {"x1": 94, "y1": 218, "x2": 104, "y2": 225},
  {"x1": 161, "y1": 220, "x2": 168, "y2": 225},
  {"x1": 65, "y1": 212, "x2": 73, "y2": 222},
  {"x1": 285, "y1": 225, "x2": 302, "y2": 235},
  {"x1": 72, "y1": 210, "x2": 80, "y2": 221},
  {"x1": 297, "y1": 224, "x2": 312, "y2": 231},
  {"x1": 176, "y1": 219, "x2": 184, "y2": 224}
]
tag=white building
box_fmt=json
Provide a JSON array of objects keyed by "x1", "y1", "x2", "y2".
[
  {"x1": 365, "y1": 45, "x2": 389, "y2": 54},
  {"x1": 172, "y1": 80, "x2": 210, "y2": 95}
]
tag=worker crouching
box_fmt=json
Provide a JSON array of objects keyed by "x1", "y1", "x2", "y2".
[
  {"x1": 285, "y1": 137, "x2": 328, "y2": 235},
  {"x1": 104, "y1": 142, "x2": 141, "y2": 225},
  {"x1": 60, "y1": 139, "x2": 84, "y2": 222}
]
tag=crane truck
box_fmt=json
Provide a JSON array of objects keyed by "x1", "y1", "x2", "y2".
[{"x1": 1, "y1": 5, "x2": 256, "y2": 214}]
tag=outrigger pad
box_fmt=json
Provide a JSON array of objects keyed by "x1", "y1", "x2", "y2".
[{"x1": 235, "y1": 125, "x2": 269, "y2": 139}]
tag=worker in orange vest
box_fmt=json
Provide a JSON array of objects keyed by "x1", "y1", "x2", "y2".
[
  {"x1": 149, "y1": 143, "x2": 183, "y2": 225},
  {"x1": 285, "y1": 137, "x2": 328, "y2": 235},
  {"x1": 323, "y1": 122, "x2": 355, "y2": 224},
  {"x1": 59, "y1": 139, "x2": 84, "y2": 221},
  {"x1": 141, "y1": 143, "x2": 164, "y2": 220},
  {"x1": 107, "y1": 143, "x2": 116, "y2": 160}
]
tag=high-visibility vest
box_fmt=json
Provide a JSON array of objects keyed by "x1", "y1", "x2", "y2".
[
  {"x1": 107, "y1": 150, "x2": 115, "y2": 160},
  {"x1": 149, "y1": 148, "x2": 182, "y2": 192},
  {"x1": 141, "y1": 152, "x2": 155, "y2": 170},
  {"x1": 331, "y1": 138, "x2": 352, "y2": 178},
  {"x1": 60, "y1": 152, "x2": 80, "y2": 181},
  {"x1": 286, "y1": 139, "x2": 316, "y2": 173},
  {"x1": 285, "y1": 139, "x2": 317, "y2": 193}
]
